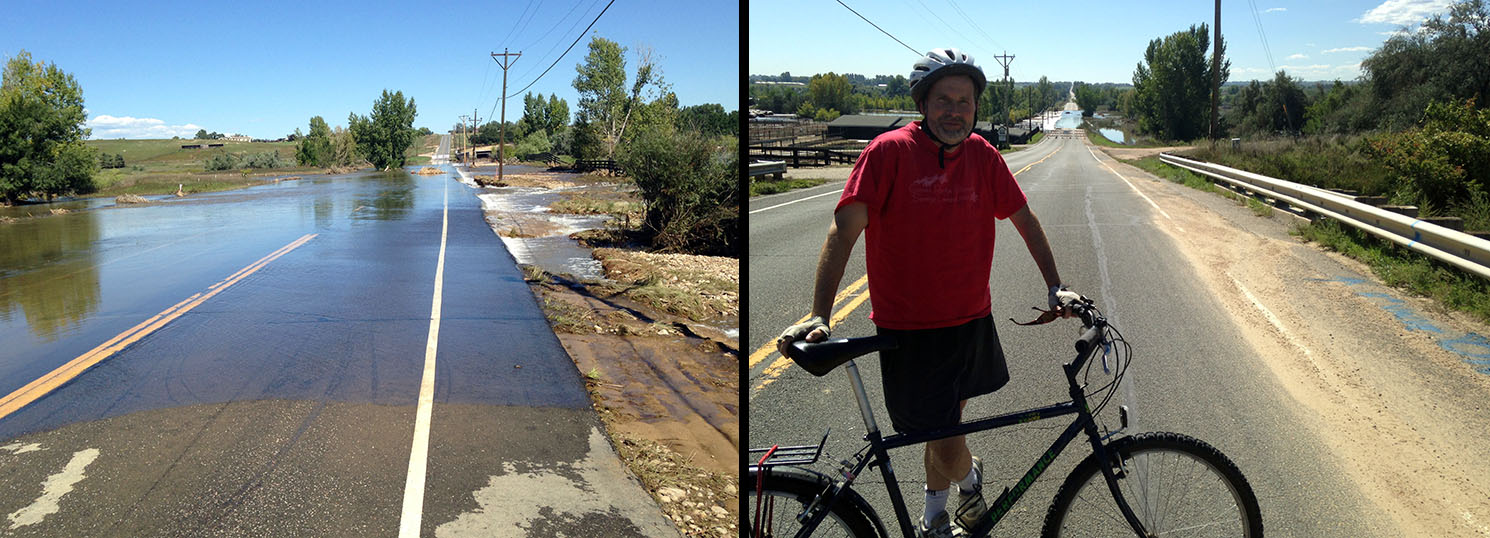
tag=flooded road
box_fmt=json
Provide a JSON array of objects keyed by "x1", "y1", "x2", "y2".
[{"x1": 0, "y1": 140, "x2": 677, "y2": 536}]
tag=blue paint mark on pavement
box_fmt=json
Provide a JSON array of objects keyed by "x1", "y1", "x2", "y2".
[{"x1": 1316, "y1": 276, "x2": 1486, "y2": 373}]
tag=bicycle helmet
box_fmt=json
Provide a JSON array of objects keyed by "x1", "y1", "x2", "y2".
[{"x1": 908, "y1": 48, "x2": 987, "y2": 107}]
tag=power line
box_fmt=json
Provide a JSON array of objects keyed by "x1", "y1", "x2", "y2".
[
  {"x1": 511, "y1": 0, "x2": 606, "y2": 85},
  {"x1": 503, "y1": 0, "x2": 617, "y2": 100},
  {"x1": 944, "y1": 0, "x2": 1004, "y2": 52},
  {"x1": 1247, "y1": 0, "x2": 1276, "y2": 73},
  {"x1": 516, "y1": 0, "x2": 597, "y2": 64},
  {"x1": 500, "y1": 0, "x2": 538, "y2": 47},
  {"x1": 834, "y1": 0, "x2": 921, "y2": 56},
  {"x1": 908, "y1": 0, "x2": 986, "y2": 56}
]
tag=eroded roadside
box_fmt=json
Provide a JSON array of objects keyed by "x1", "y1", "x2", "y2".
[
  {"x1": 469, "y1": 166, "x2": 740, "y2": 537},
  {"x1": 1094, "y1": 144, "x2": 1490, "y2": 537}
]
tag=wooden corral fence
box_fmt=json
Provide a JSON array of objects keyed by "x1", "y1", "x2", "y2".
[
  {"x1": 575, "y1": 159, "x2": 622, "y2": 174},
  {"x1": 747, "y1": 146, "x2": 860, "y2": 167}
]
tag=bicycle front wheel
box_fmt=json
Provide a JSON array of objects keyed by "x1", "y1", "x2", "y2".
[
  {"x1": 1042, "y1": 432, "x2": 1263, "y2": 537},
  {"x1": 746, "y1": 466, "x2": 883, "y2": 538}
]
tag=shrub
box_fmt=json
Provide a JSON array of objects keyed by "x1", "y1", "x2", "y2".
[{"x1": 617, "y1": 127, "x2": 739, "y2": 256}]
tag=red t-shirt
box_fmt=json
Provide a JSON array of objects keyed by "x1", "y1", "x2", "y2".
[{"x1": 837, "y1": 121, "x2": 1028, "y2": 330}]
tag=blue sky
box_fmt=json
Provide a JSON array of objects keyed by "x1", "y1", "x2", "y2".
[
  {"x1": 749, "y1": 0, "x2": 1456, "y2": 85},
  {"x1": 1, "y1": 0, "x2": 740, "y2": 140}
]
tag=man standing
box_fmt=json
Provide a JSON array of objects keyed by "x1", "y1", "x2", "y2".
[{"x1": 777, "y1": 48, "x2": 1078, "y2": 537}]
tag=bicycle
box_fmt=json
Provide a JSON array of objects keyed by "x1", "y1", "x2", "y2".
[{"x1": 749, "y1": 297, "x2": 1263, "y2": 537}]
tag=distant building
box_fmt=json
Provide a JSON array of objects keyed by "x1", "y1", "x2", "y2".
[{"x1": 225, "y1": 134, "x2": 250, "y2": 142}]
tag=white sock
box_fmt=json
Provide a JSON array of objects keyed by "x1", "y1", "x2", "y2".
[
  {"x1": 923, "y1": 487, "x2": 950, "y2": 523},
  {"x1": 956, "y1": 462, "x2": 980, "y2": 493}
]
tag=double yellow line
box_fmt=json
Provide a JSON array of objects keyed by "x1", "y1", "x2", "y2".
[
  {"x1": 0, "y1": 233, "x2": 318, "y2": 421},
  {"x1": 748, "y1": 145, "x2": 1061, "y2": 393}
]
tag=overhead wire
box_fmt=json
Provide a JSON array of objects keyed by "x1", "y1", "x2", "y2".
[
  {"x1": 834, "y1": 0, "x2": 921, "y2": 56},
  {"x1": 511, "y1": 0, "x2": 606, "y2": 86},
  {"x1": 499, "y1": 0, "x2": 538, "y2": 48},
  {"x1": 944, "y1": 0, "x2": 1004, "y2": 52},
  {"x1": 500, "y1": 0, "x2": 618, "y2": 110}
]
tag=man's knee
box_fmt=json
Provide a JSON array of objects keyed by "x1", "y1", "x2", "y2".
[{"x1": 927, "y1": 437, "x2": 967, "y2": 463}]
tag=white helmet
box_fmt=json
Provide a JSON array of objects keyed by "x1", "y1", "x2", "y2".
[{"x1": 909, "y1": 48, "x2": 987, "y2": 106}]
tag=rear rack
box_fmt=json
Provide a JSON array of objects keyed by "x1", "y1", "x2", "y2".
[{"x1": 749, "y1": 429, "x2": 830, "y2": 467}]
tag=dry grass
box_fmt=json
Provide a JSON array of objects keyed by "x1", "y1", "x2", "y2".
[{"x1": 592, "y1": 248, "x2": 738, "y2": 321}]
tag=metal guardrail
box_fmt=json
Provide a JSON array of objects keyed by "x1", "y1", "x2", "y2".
[
  {"x1": 1159, "y1": 152, "x2": 1490, "y2": 280},
  {"x1": 748, "y1": 160, "x2": 786, "y2": 180}
]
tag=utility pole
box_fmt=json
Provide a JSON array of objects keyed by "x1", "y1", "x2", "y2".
[
  {"x1": 470, "y1": 108, "x2": 479, "y2": 163},
  {"x1": 491, "y1": 49, "x2": 521, "y2": 183},
  {"x1": 1211, "y1": 0, "x2": 1221, "y2": 140},
  {"x1": 991, "y1": 52, "x2": 1014, "y2": 149},
  {"x1": 458, "y1": 115, "x2": 467, "y2": 163}
]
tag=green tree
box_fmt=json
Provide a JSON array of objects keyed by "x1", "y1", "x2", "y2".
[
  {"x1": 330, "y1": 125, "x2": 359, "y2": 167},
  {"x1": 570, "y1": 113, "x2": 602, "y2": 161},
  {"x1": 572, "y1": 36, "x2": 665, "y2": 158},
  {"x1": 679, "y1": 103, "x2": 736, "y2": 136},
  {"x1": 1361, "y1": 0, "x2": 1490, "y2": 130},
  {"x1": 1131, "y1": 23, "x2": 1229, "y2": 141},
  {"x1": 347, "y1": 89, "x2": 418, "y2": 170},
  {"x1": 295, "y1": 116, "x2": 333, "y2": 167},
  {"x1": 0, "y1": 51, "x2": 97, "y2": 204},
  {"x1": 545, "y1": 93, "x2": 569, "y2": 134},
  {"x1": 809, "y1": 72, "x2": 855, "y2": 115},
  {"x1": 515, "y1": 129, "x2": 552, "y2": 158},
  {"x1": 195, "y1": 129, "x2": 210, "y2": 140},
  {"x1": 1303, "y1": 81, "x2": 1374, "y2": 135}
]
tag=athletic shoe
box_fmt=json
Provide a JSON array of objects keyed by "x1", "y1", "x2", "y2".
[
  {"x1": 918, "y1": 510, "x2": 956, "y2": 538},
  {"x1": 955, "y1": 456, "x2": 987, "y2": 531}
]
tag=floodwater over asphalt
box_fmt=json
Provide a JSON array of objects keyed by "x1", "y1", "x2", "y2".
[
  {"x1": 0, "y1": 171, "x2": 445, "y2": 399},
  {"x1": 1054, "y1": 109, "x2": 1085, "y2": 129},
  {"x1": 460, "y1": 164, "x2": 612, "y2": 281}
]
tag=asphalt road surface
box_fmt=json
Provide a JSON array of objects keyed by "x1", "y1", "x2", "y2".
[
  {"x1": 0, "y1": 135, "x2": 676, "y2": 537},
  {"x1": 748, "y1": 132, "x2": 1401, "y2": 536}
]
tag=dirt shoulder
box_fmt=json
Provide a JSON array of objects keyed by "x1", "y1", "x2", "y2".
[
  {"x1": 504, "y1": 174, "x2": 739, "y2": 538},
  {"x1": 1094, "y1": 143, "x2": 1490, "y2": 536}
]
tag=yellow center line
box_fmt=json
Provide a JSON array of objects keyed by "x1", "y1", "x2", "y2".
[
  {"x1": 749, "y1": 145, "x2": 1057, "y2": 392},
  {"x1": 0, "y1": 233, "x2": 319, "y2": 421},
  {"x1": 747, "y1": 274, "x2": 868, "y2": 369}
]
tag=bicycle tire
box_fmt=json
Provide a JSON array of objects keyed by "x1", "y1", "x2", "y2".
[
  {"x1": 1041, "y1": 432, "x2": 1263, "y2": 538},
  {"x1": 746, "y1": 466, "x2": 884, "y2": 538}
]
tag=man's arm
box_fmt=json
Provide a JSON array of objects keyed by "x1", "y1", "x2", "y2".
[
  {"x1": 1008, "y1": 204, "x2": 1062, "y2": 290},
  {"x1": 778, "y1": 202, "x2": 868, "y2": 353}
]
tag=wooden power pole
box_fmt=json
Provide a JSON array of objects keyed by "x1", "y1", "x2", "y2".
[
  {"x1": 991, "y1": 52, "x2": 1014, "y2": 149},
  {"x1": 458, "y1": 115, "x2": 467, "y2": 163},
  {"x1": 1211, "y1": 0, "x2": 1221, "y2": 140},
  {"x1": 491, "y1": 49, "x2": 521, "y2": 183}
]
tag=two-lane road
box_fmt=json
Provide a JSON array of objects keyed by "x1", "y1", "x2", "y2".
[
  {"x1": 0, "y1": 135, "x2": 675, "y2": 537},
  {"x1": 747, "y1": 132, "x2": 1400, "y2": 536}
]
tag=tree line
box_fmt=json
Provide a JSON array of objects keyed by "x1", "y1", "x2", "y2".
[{"x1": 750, "y1": 71, "x2": 1068, "y2": 125}]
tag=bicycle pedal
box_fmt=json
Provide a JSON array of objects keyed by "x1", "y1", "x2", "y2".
[{"x1": 1119, "y1": 405, "x2": 1129, "y2": 429}]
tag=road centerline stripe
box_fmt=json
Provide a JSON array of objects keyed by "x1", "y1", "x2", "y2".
[
  {"x1": 399, "y1": 177, "x2": 449, "y2": 537},
  {"x1": 0, "y1": 233, "x2": 318, "y2": 422}
]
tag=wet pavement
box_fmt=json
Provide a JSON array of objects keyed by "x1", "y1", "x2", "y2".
[{"x1": 0, "y1": 140, "x2": 678, "y2": 536}]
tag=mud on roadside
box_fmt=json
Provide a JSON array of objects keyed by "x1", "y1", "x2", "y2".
[{"x1": 486, "y1": 169, "x2": 740, "y2": 537}]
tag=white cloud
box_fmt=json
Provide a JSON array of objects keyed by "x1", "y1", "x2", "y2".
[
  {"x1": 1264, "y1": 7, "x2": 1286, "y2": 13},
  {"x1": 86, "y1": 115, "x2": 203, "y2": 139},
  {"x1": 1279, "y1": 64, "x2": 1333, "y2": 71},
  {"x1": 1287, "y1": 53, "x2": 1309, "y2": 60},
  {"x1": 1359, "y1": 0, "x2": 1452, "y2": 25},
  {"x1": 1323, "y1": 46, "x2": 1373, "y2": 53}
]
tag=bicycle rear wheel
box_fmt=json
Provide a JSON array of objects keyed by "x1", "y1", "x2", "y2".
[
  {"x1": 746, "y1": 466, "x2": 883, "y2": 538},
  {"x1": 1042, "y1": 432, "x2": 1263, "y2": 537}
]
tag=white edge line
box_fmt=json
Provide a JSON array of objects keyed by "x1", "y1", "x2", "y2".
[
  {"x1": 1088, "y1": 146, "x2": 1173, "y2": 220},
  {"x1": 399, "y1": 178, "x2": 449, "y2": 537},
  {"x1": 749, "y1": 189, "x2": 844, "y2": 214}
]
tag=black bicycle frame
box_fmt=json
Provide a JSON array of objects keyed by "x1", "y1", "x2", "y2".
[{"x1": 785, "y1": 337, "x2": 1148, "y2": 538}]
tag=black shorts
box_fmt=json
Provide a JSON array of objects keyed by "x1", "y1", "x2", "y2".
[{"x1": 877, "y1": 314, "x2": 1009, "y2": 434}]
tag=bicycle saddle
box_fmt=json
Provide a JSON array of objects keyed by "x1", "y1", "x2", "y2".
[{"x1": 784, "y1": 335, "x2": 899, "y2": 377}]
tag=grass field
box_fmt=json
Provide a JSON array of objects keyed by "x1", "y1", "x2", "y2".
[{"x1": 80, "y1": 134, "x2": 444, "y2": 197}]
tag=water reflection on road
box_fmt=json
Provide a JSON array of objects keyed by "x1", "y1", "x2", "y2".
[{"x1": 0, "y1": 170, "x2": 434, "y2": 367}]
